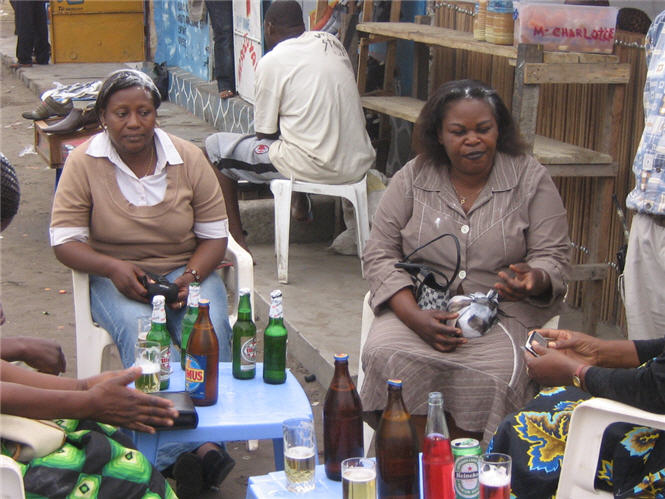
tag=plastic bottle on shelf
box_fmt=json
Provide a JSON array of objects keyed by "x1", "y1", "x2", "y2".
[{"x1": 486, "y1": 0, "x2": 514, "y2": 45}]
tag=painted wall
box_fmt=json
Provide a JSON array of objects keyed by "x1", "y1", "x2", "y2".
[{"x1": 153, "y1": 0, "x2": 211, "y2": 82}]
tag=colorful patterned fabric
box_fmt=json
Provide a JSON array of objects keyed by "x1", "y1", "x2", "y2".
[
  {"x1": 489, "y1": 386, "x2": 665, "y2": 499},
  {"x1": 2, "y1": 419, "x2": 176, "y2": 499},
  {"x1": 626, "y1": 9, "x2": 665, "y2": 215}
]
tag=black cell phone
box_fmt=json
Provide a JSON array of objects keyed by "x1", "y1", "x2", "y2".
[{"x1": 525, "y1": 330, "x2": 548, "y2": 356}]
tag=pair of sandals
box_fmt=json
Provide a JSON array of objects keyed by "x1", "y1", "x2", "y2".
[
  {"x1": 219, "y1": 89, "x2": 236, "y2": 100},
  {"x1": 172, "y1": 447, "x2": 235, "y2": 498}
]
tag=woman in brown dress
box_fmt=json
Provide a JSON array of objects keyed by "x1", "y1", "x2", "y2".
[{"x1": 360, "y1": 79, "x2": 571, "y2": 444}]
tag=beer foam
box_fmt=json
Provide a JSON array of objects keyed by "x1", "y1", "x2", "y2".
[
  {"x1": 135, "y1": 360, "x2": 159, "y2": 374},
  {"x1": 479, "y1": 466, "x2": 510, "y2": 487},
  {"x1": 342, "y1": 467, "x2": 376, "y2": 482},
  {"x1": 285, "y1": 446, "x2": 315, "y2": 459}
]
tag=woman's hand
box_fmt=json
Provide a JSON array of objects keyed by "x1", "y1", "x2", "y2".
[
  {"x1": 524, "y1": 343, "x2": 583, "y2": 387},
  {"x1": 106, "y1": 260, "x2": 149, "y2": 303},
  {"x1": 171, "y1": 273, "x2": 195, "y2": 310},
  {"x1": 537, "y1": 328, "x2": 602, "y2": 366},
  {"x1": 495, "y1": 263, "x2": 551, "y2": 301},
  {"x1": 85, "y1": 367, "x2": 179, "y2": 433},
  {"x1": 409, "y1": 309, "x2": 466, "y2": 353}
]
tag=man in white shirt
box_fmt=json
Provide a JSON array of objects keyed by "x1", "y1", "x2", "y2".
[{"x1": 205, "y1": 0, "x2": 375, "y2": 252}]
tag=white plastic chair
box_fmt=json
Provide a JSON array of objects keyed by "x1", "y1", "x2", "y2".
[
  {"x1": 0, "y1": 455, "x2": 25, "y2": 499},
  {"x1": 270, "y1": 176, "x2": 370, "y2": 284},
  {"x1": 557, "y1": 397, "x2": 665, "y2": 499},
  {"x1": 72, "y1": 234, "x2": 254, "y2": 378},
  {"x1": 359, "y1": 290, "x2": 375, "y2": 456}
]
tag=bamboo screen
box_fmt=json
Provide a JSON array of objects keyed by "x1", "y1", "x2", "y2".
[{"x1": 430, "y1": 2, "x2": 648, "y2": 332}]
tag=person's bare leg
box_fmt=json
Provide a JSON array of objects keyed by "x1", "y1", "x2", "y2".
[
  {"x1": 291, "y1": 192, "x2": 312, "y2": 222},
  {"x1": 213, "y1": 165, "x2": 249, "y2": 252}
]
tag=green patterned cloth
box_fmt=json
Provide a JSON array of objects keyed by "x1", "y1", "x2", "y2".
[{"x1": 2, "y1": 419, "x2": 176, "y2": 499}]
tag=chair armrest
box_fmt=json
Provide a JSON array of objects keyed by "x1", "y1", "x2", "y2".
[{"x1": 558, "y1": 398, "x2": 665, "y2": 498}]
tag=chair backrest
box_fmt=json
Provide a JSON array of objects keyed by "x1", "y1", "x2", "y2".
[
  {"x1": 557, "y1": 397, "x2": 665, "y2": 498},
  {"x1": 359, "y1": 290, "x2": 374, "y2": 456},
  {"x1": 0, "y1": 455, "x2": 25, "y2": 499}
]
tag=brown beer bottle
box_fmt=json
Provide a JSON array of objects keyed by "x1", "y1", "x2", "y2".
[
  {"x1": 376, "y1": 379, "x2": 420, "y2": 499},
  {"x1": 185, "y1": 298, "x2": 219, "y2": 406},
  {"x1": 323, "y1": 353, "x2": 364, "y2": 481}
]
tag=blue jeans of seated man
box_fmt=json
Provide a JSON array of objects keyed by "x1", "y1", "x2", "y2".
[{"x1": 90, "y1": 265, "x2": 232, "y2": 470}]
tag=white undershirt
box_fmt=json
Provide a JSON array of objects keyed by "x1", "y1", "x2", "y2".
[{"x1": 49, "y1": 129, "x2": 228, "y2": 246}]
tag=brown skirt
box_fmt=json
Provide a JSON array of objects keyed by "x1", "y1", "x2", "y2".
[{"x1": 360, "y1": 309, "x2": 537, "y2": 446}]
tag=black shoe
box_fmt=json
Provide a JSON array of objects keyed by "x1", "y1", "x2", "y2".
[
  {"x1": 173, "y1": 452, "x2": 204, "y2": 499},
  {"x1": 22, "y1": 96, "x2": 73, "y2": 120},
  {"x1": 202, "y1": 448, "x2": 235, "y2": 489}
]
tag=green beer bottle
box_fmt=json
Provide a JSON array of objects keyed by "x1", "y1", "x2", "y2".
[
  {"x1": 146, "y1": 295, "x2": 170, "y2": 390},
  {"x1": 180, "y1": 282, "x2": 200, "y2": 370},
  {"x1": 232, "y1": 288, "x2": 257, "y2": 379},
  {"x1": 263, "y1": 290, "x2": 287, "y2": 384}
]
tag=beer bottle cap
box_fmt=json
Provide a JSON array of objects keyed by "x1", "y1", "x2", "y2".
[
  {"x1": 270, "y1": 290, "x2": 282, "y2": 299},
  {"x1": 387, "y1": 378, "x2": 402, "y2": 387},
  {"x1": 152, "y1": 295, "x2": 165, "y2": 306},
  {"x1": 199, "y1": 298, "x2": 210, "y2": 306},
  {"x1": 428, "y1": 391, "x2": 443, "y2": 402},
  {"x1": 239, "y1": 288, "x2": 250, "y2": 296},
  {"x1": 334, "y1": 353, "x2": 349, "y2": 362}
]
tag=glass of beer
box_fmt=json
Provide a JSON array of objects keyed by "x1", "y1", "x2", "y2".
[
  {"x1": 342, "y1": 457, "x2": 376, "y2": 499},
  {"x1": 134, "y1": 340, "x2": 161, "y2": 393},
  {"x1": 479, "y1": 453, "x2": 511, "y2": 499},
  {"x1": 282, "y1": 418, "x2": 316, "y2": 493}
]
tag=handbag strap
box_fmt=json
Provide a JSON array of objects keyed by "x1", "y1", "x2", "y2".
[{"x1": 397, "y1": 233, "x2": 461, "y2": 293}]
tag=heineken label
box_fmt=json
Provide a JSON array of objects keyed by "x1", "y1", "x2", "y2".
[
  {"x1": 240, "y1": 336, "x2": 257, "y2": 370},
  {"x1": 454, "y1": 454, "x2": 480, "y2": 498}
]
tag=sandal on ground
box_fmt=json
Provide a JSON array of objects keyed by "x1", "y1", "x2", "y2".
[
  {"x1": 291, "y1": 193, "x2": 314, "y2": 223},
  {"x1": 202, "y1": 448, "x2": 236, "y2": 489},
  {"x1": 219, "y1": 89, "x2": 236, "y2": 99},
  {"x1": 173, "y1": 452, "x2": 204, "y2": 499}
]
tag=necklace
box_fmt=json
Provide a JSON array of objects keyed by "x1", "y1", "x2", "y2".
[
  {"x1": 453, "y1": 184, "x2": 484, "y2": 207},
  {"x1": 138, "y1": 145, "x2": 155, "y2": 179}
]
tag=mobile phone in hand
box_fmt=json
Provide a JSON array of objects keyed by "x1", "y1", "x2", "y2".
[{"x1": 525, "y1": 330, "x2": 548, "y2": 356}]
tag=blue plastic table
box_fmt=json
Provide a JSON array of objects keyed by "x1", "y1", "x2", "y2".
[
  {"x1": 246, "y1": 457, "x2": 426, "y2": 498},
  {"x1": 246, "y1": 465, "x2": 341, "y2": 499},
  {"x1": 133, "y1": 362, "x2": 313, "y2": 469}
]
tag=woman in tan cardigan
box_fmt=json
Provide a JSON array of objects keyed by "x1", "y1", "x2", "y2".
[
  {"x1": 49, "y1": 70, "x2": 234, "y2": 497},
  {"x1": 360, "y1": 79, "x2": 571, "y2": 445}
]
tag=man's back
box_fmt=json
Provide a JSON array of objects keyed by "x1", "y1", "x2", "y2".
[{"x1": 254, "y1": 31, "x2": 376, "y2": 184}]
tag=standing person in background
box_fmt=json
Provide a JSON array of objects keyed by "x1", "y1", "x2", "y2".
[
  {"x1": 205, "y1": 0, "x2": 376, "y2": 253},
  {"x1": 205, "y1": 0, "x2": 236, "y2": 99},
  {"x1": 624, "y1": 9, "x2": 665, "y2": 340},
  {"x1": 9, "y1": 0, "x2": 50, "y2": 68}
]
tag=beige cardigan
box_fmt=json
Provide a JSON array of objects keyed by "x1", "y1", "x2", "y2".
[
  {"x1": 51, "y1": 133, "x2": 227, "y2": 275},
  {"x1": 363, "y1": 152, "x2": 571, "y2": 330}
]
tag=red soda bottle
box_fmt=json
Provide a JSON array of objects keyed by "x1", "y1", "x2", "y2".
[{"x1": 423, "y1": 391, "x2": 455, "y2": 499}]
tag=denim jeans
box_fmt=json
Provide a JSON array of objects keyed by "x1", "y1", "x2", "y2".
[{"x1": 90, "y1": 265, "x2": 232, "y2": 470}]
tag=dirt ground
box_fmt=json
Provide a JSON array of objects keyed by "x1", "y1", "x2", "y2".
[{"x1": 0, "y1": 63, "x2": 326, "y2": 498}]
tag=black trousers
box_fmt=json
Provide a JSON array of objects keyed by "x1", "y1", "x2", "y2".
[
  {"x1": 205, "y1": 0, "x2": 235, "y2": 93},
  {"x1": 11, "y1": 0, "x2": 50, "y2": 64}
]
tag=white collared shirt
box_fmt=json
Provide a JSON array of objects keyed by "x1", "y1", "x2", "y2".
[{"x1": 50, "y1": 129, "x2": 228, "y2": 246}]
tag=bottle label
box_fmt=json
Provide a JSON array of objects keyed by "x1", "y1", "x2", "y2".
[
  {"x1": 185, "y1": 354, "x2": 206, "y2": 399},
  {"x1": 159, "y1": 345, "x2": 170, "y2": 382},
  {"x1": 240, "y1": 336, "x2": 257, "y2": 370},
  {"x1": 269, "y1": 300, "x2": 283, "y2": 319},
  {"x1": 187, "y1": 283, "x2": 200, "y2": 307},
  {"x1": 454, "y1": 455, "x2": 480, "y2": 498}
]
